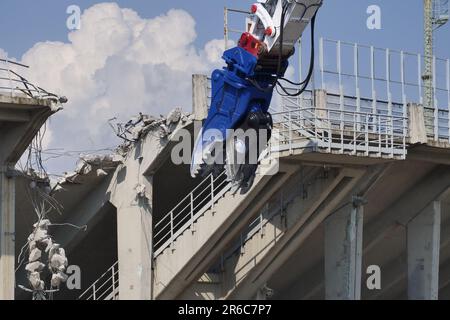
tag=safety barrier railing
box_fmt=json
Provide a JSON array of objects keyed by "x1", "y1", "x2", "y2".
[
  {"x1": 153, "y1": 89, "x2": 407, "y2": 260},
  {"x1": 218, "y1": 168, "x2": 323, "y2": 268},
  {"x1": 78, "y1": 261, "x2": 119, "y2": 300},
  {"x1": 153, "y1": 170, "x2": 231, "y2": 257},
  {"x1": 0, "y1": 58, "x2": 57, "y2": 99},
  {"x1": 319, "y1": 38, "x2": 450, "y2": 142},
  {"x1": 272, "y1": 95, "x2": 408, "y2": 159}
]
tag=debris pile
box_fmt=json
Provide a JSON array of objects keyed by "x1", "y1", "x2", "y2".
[{"x1": 25, "y1": 219, "x2": 69, "y2": 295}]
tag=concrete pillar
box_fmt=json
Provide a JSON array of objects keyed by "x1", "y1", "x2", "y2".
[
  {"x1": 408, "y1": 103, "x2": 428, "y2": 144},
  {"x1": 314, "y1": 89, "x2": 328, "y2": 112},
  {"x1": 192, "y1": 74, "x2": 208, "y2": 121},
  {"x1": 0, "y1": 166, "x2": 15, "y2": 300},
  {"x1": 407, "y1": 201, "x2": 441, "y2": 300},
  {"x1": 324, "y1": 201, "x2": 364, "y2": 300},
  {"x1": 117, "y1": 196, "x2": 152, "y2": 300}
]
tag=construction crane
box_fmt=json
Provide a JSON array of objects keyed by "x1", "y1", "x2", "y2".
[
  {"x1": 191, "y1": 0, "x2": 323, "y2": 193},
  {"x1": 423, "y1": 0, "x2": 449, "y2": 111}
]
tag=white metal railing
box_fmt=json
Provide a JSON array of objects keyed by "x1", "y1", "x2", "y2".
[
  {"x1": 224, "y1": 7, "x2": 250, "y2": 50},
  {"x1": 319, "y1": 38, "x2": 450, "y2": 142},
  {"x1": 271, "y1": 95, "x2": 408, "y2": 158},
  {"x1": 0, "y1": 58, "x2": 57, "y2": 99},
  {"x1": 154, "y1": 89, "x2": 407, "y2": 259},
  {"x1": 153, "y1": 170, "x2": 231, "y2": 257},
  {"x1": 78, "y1": 261, "x2": 119, "y2": 300}
]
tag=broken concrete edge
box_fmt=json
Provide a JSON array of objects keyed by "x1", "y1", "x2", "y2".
[
  {"x1": 56, "y1": 154, "x2": 123, "y2": 188},
  {"x1": 114, "y1": 108, "x2": 192, "y2": 156},
  {"x1": 0, "y1": 93, "x2": 65, "y2": 112},
  {"x1": 54, "y1": 108, "x2": 194, "y2": 189}
]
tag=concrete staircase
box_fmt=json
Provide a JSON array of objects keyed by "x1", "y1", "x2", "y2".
[
  {"x1": 219, "y1": 166, "x2": 365, "y2": 299},
  {"x1": 175, "y1": 165, "x2": 366, "y2": 299},
  {"x1": 153, "y1": 162, "x2": 296, "y2": 299}
]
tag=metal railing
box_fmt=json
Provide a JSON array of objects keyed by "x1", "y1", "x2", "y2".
[
  {"x1": 318, "y1": 38, "x2": 450, "y2": 142},
  {"x1": 153, "y1": 170, "x2": 231, "y2": 257},
  {"x1": 224, "y1": 7, "x2": 250, "y2": 50},
  {"x1": 0, "y1": 58, "x2": 57, "y2": 99},
  {"x1": 272, "y1": 95, "x2": 408, "y2": 159},
  {"x1": 153, "y1": 89, "x2": 407, "y2": 259},
  {"x1": 153, "y1": 37, "x2": 450, "y2": 259},
  {"x1": 219, "y1": 168, "x2": 323, "y2": 268},
  {"x1": 78, "y1": 261, "x2": 119, "y2": 300}
]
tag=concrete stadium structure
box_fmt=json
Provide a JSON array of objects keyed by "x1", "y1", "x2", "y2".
[{"x1": 2, "y1": 38, "x2": 450, "y2": 300}]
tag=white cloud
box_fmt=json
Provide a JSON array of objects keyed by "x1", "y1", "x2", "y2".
[
  {"x1": 0, "y1": 48, "x2": 8, "y2": 59},
  {"x1": 10, "y1": 3, "x2": 227, "y2": 173}
]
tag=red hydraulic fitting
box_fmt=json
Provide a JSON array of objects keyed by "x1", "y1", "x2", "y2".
[{"x1": 238, "y1": 32, "x2": 266, "y2": 58}]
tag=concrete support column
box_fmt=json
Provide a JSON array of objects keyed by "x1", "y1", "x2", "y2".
[
  {"x1": 408, "y1": 103, "x2": 428, "y2": 144},
  {"x1": 117, "y1": 196, "x2": 152, "y2": 300},
  {"x1": 324, "y1": 201, "x2": 364, "y2": 300},
  {"x1": 407, "y1": 201, "x2": 441, "y2": 300},
  {"x1": 0, "y1": 166, "x2": 15, "y2": 300},
  {"x1": 192, "y1": 74, "x2": 208, "y2": 121},
  {"x1": 314, "y1": 89, "x2": 328, "y2": 132}
]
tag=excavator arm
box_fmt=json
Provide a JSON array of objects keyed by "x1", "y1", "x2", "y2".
[{"x1": 191, "y1": 0, "x2": 323, "y2": 193}]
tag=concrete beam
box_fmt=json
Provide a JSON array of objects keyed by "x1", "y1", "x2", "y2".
[
  {"x1": 52, "y1": 175, "x2": 114, "y2": 253},
  {"x1": 286, "y1": 167, "x2": 450, "y2": 300},
  {"x1": 0, "y1": 109, "x2": 30, "y2": 122},
  {"x1": 366, "y1": 218, "x2": 450, "y2": 300},
  {"x1": 439, "y1": 260, "x2": 450, "y2": 293},
  {"x1": 324, "y1": 202, "x2": 363, "y2": 300},
  {"x1": 408, "y1": 147, "x2": 450, "y2": 166},
  {"x1": 0, "y1": 96, "x2": 58, "y2": 164},
  {"x1": 364, "y1": 166, "x2": 450, "y2": 254},
  {"x1": 178, "y1": 274, "x2": 221, "y2": 300},
  {"x1": 225, "y1": 168, "x2": 366, "y2": 299},
  {"x1": 273, "y1": 166, "x2": 390, "y2": 300},
  {"x1": 155, "y1": 165, "x2": 296, "y2": 299},
  {"x1": 407, "y1": 201, "x2": 441, "y2": 300},
  {"x1": 0, "y1": 167, "x2": 15, "y2": 300}
]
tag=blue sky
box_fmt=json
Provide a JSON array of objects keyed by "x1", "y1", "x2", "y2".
[{"x1": 1, "y1": 0, "x2": 449, "y2": 59}]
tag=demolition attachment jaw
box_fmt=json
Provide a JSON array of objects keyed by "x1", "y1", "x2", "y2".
[
  {"x1": 189, "y1": 43, "x2": 279, "y2": 192},
  {"x1": 190, "y1": 0, "x2": 322, "y2": 193}
]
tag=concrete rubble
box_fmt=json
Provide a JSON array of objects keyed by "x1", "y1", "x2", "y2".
[
  {"x1": 25, "y1": 218, "x2": 69, "y2": 292},
  {"x1": 57, "y1": 154, "x2": 123, "y2": 187},
  {"x1": 55, "y1": 108, "x2": 189, "y2": 189},
  {"x1": 111, "y1": 108, "x2": 189, "y2": 155}
]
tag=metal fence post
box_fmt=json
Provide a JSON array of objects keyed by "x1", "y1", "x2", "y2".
[
  {"x1": 211, "y1": 174, "x2": 215, "y2": 213},
  {"x1": 289, "y1": 111, "x2": 293, "y2": 153},
  {"x1": 378, "y1": 116, "x2": 382, "y2": 156},
  {"x1": 5, "y1": 61, "x2": 13, "y2": 97},
  {"x1": 224, "y1": 7, "x2": 229, "y2": 51},
  {"x1": 111, "y1": 267, "x2": 116, "y2": 297},
  {"x1": 433, "y1": 55, "x2": 439, "y2": 140},
  {"x1": 366, "y1": 116, "x2": 370, "y2": 156},
  {"x1": 170, "y1": 211, "x2": 174, "y2": 250},
  {"x1": 190, "y1": 193, "x2": 194, "y2": 232},
  {"x1": 353, "y1": 113, "x2": 357, "y2": 155},
  {"x1": 92, "y1": 285, "x2": 97, "y2": 301},
  {"x1": 391, "y1": 117, "x2": 395, "y2": 158},
  {"x1": 447, "y1": 58, "x2": 450, "y2": 142}
]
